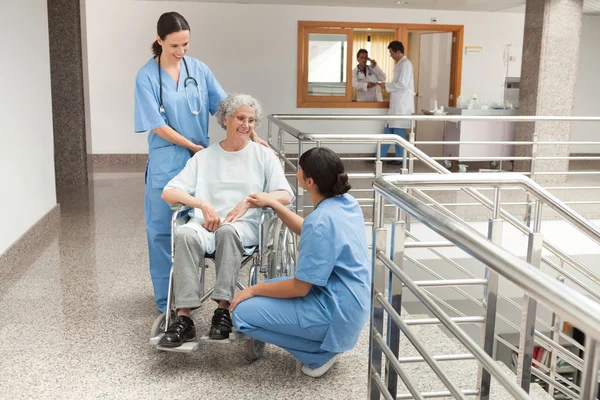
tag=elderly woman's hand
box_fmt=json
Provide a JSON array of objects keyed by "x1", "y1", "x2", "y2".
[
  {"x1": 223, "y1": 199, "x2": 251, "y2": 224},
  {"x1": 199, "y1": 202, "x2": 221, "y2": 232},
  {"x1": 247, "y1": 192, "x2": 276, "y2": 208}
]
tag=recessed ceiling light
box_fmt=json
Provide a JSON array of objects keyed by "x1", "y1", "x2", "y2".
[{"x1": 397, "y1": 1, "x2": 411, "y2": 4}]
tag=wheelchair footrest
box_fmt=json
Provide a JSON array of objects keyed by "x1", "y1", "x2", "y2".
[
  {"x1": 149, "y1": 331, "x2": 249, "y2": 352},
  {"x1": 149, "y1": 334, "x2": 199, "y2": 353},
  {"x1": 198, "y1": 330, "x2": 248, "y2": 344}
]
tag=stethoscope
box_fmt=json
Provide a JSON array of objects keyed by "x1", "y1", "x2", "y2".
[
  {"x1": 158, "y1": 53, "x2": 203, "y2": 115},
  {"x1": 356, "y1": 64, "x2": 373, "y2": 81}
]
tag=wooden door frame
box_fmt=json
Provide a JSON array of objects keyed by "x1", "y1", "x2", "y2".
[
  {"x1": 403, "y1": 24, "x2": 464, "y2": 107},
  {"x1": 297, "y1": 21, "x2": 464, "y2": 108}
]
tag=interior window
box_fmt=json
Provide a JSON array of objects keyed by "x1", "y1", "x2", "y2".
[{"x1": 297, "y1": 22, "x2": 463, "y2": 109}]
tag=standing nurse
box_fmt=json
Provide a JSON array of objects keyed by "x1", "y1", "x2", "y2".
[{"x1": 134, "y1": 12, "x2": 229, "y2": 312}]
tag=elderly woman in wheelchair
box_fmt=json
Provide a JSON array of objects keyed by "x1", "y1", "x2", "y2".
[{"x1": 157, "y1": 94, "x2": 293, "y2": 347}]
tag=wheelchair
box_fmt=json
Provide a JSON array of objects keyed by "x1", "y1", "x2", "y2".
[{"x1": 149, "y1": 203, "x2": 297, "y2": 361}]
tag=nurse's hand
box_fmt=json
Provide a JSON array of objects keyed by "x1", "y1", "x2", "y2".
[
  {"x1": 255, "y1": 136, "x2": 270, "y2": 149},
  {"x1": 190, "y1": 144, "x2": 205, "y2": 154},
  {"x1": 223, "y1": 199, "x2": 251, "y2": 224},
  {"x1": 230, "y1": 287, "x2": 254, "y2": 313},
  {"x1": 199, "y1": 202, "x2": 221, "y2": 232},
  {"x1": 247, "y1": 192, "x2": 276, "y2": 208},
  {"x1": 250, "y1": 130, "x2": 270, "y2": 149}
]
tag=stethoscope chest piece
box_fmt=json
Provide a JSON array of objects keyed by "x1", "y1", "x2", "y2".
[{"x1": 158, "y1": 54, "x2": 203, "y2": 116}]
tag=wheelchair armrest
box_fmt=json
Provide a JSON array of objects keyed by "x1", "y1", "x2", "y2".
[
  {"x1": 169, "y1": 203, "x2": 193, "y2": 226},
  {"x1": 169, "y1": 202, "x2": 190, "y2": 211}
]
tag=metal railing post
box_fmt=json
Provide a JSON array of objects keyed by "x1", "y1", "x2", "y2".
[
  {"x1": 276, "y1": 126, "x2": 286, "y2": 182},
  {"x1": 525, "y1": 132, "x2": 539, "y2": 227},
  {"x1": 517, "y1": 199, "x2": 544, "y2": 393},
  {"x1": 408, "y1": 121, "x2": 415, "y2": 175},
  {"x1": 376, "y1": 142, "x2": 384, "y2": 223},
  {"x1": 386, "y1": 220, "x2": 405, "y2": 398},
  {"x1": 477, "y1": 188, "x2": 502, "y2": 400},
  {"x1": 296, "y1": 140, "x2": 304, "y2": 217},
  {"x1": 403, "y1": 123, "x2": 415, "y2": 231},
  {"x1": 580, "y1": 337, "x2": 600, "y2": 400},
  {"x1": 277, "y1": 127, "x2": 284, "y2": 157},
  {"x1": 267, "y1": 119, "x2": 272, "y2": 144},
  {"x1": 547, "y1": 296, "x2": 563, "y2": 396},
  {"x1": 530, "y1": 131, "x2": 538, "y2": 182},
  {"x1": 369, "y1": 192, "x2": 388, "y2": 399}
]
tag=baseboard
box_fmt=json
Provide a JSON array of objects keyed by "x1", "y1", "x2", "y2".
[
  {"x1": 90, "y1": 152, "x2": 599, "y2": 165},
  {"x1": 93, "y1": 154, "x2": 147, "y2": 164},
  {"x1": 0, "y1": 204, "x2": 61, "y2": 276},
  {"x1": 571, "y1": 153, "x2": 600, "y2": 157}
]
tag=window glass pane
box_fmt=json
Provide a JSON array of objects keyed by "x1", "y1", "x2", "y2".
[{"x1": 308, "y1": 33, "x2": 347, "y2": 97}]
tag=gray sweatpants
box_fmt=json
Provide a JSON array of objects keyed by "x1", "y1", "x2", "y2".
[{"x1": 172, "y1": 225, "x2": 244, "y2": 309}]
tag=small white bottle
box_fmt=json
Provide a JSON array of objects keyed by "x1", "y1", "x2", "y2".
[{"x1": 433, "y1": 100, "x2": 438, "y2": 111}]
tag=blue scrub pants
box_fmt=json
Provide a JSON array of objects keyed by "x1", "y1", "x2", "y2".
[
  {"x1": 144, "y1": 182, "x2": 172, "y2": 313},
  {"x1": 380, "y1": 127, "x2": 406, "y2": 159},
  {"x1": 232, "y1": 278, "x2": 337, "y2": 369}
]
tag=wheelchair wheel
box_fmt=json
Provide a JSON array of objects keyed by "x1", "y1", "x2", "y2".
[
  {"x1": 268, "y1": 219, "x2": 297, "y2": 279},
  {"x1": 280, "y1": 227, "x2": 296, "y2": 276},
  {"x1": 151, "y1": 311, "x2": 176, "y2": 337},
  {"x1": 245, "y1": 338, "x2": 265, "y2": 361}
]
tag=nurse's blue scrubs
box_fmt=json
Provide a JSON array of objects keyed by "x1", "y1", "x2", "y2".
[
  {"x1": 134, "y1": 56, "x2": 226, "y2": 312},
  {"x1": 233, "y1": 194, "x2": 372, "y2": 368}
]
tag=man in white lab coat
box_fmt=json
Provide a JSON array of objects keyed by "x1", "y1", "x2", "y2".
[{"x1": 380, "y1": 41, "x2": 415, "y2": 165}]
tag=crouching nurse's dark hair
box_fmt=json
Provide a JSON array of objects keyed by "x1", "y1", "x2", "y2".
[{"x1": 299, "y1": 147, "x2": 351, "y2": 198}]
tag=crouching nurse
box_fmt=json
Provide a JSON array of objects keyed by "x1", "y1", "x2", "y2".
[{"x1": 230, "y1": 147, "x2": 372, "y2": 378}]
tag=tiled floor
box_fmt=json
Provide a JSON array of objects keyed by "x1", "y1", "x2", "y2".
[
  {"x1": 0, "y1": 164, "x2": 369, "y2": 400},
  {"x1": 1, "y1": 160, "x2": 595, "y2": 399}
]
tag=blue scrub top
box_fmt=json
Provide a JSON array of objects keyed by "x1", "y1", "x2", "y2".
[
  {"x1": 134, "y1": 56, "x2": 227, "y2": 188},
  {"x1": 294, "y1": 194, "x2": 372, "y2": 353}
]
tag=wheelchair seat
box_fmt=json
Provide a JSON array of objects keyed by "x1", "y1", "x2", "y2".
[{"x1": 149, "y1": 204, "x2": 297, "y2": 361}]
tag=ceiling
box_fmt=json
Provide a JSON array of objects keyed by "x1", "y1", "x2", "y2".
[{"x1": 168, "y1": 0, "x2": 600, "y2": 15}]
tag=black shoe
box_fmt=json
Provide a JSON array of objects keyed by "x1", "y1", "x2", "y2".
[
  {"x1": 386, "y1": 160, "x2": 404, "y2": 166},
  {"x1": 209, "y1": 308, "x2": 233, "y2": 340},
  {"x1": 158, "y1": 315, "x2": 196, "y2": 347}
]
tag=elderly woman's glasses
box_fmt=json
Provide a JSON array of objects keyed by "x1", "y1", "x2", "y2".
[{"x1": 235, "y1": 115, "x2": 256, "y2": 126}]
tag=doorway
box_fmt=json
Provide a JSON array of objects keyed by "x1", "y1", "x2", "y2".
[{"x1": 407, "y1": 30, "x2": 454, "y2": 157}]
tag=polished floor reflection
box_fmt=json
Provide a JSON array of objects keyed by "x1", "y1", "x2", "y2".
[
  {"x1": 0, "y1": 164, "x2": 368, "y2": 399},
  {"x1": 0, "y1": 162, "x2": 591, "y2": 399}
]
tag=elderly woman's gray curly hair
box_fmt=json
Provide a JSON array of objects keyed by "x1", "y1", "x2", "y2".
[{"x1": 215, "y1": 93, "x2": 263, "y2": 129}]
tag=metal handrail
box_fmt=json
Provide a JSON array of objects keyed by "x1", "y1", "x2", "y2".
[
  {"x1": 268, "y1": 117, "x2": 600, "y2": 295},
  {"x1": 269, "y1": 114, "x2": 600, "y2": 124},
  {"x1": 268, "y1": 113, "x2": 600, "y2": 398},
  {"x1": 373, "y1": 175, "x2": 600, "y2": 343},
  {"x1": 372, "y1": 175, "x2": 600, "y2": 399},
  {"x1": 377, "y1": 255, "x2": 529, "y2": 399},
  {"x1": 381, "y1": 173, "x2": 600, "y2": 245}
]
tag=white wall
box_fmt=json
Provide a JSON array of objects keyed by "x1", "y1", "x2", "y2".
[
  {"x1": 84, "y1": 0, "x2": 525, "y2": 154},
  {"x1": 572, "y1": 16, "x2": 600, "y2": 154},
  {"x1": 0, "y1": 1, "x2": 57, "y2": 256}
]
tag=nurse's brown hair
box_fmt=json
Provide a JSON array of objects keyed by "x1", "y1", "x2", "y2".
[
  {"x1": 299, "y1": 148, "x2": 351, "y2": 198},
  {"x1": 151, "y1": 12, "x2": 190, "y2": 57}
]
